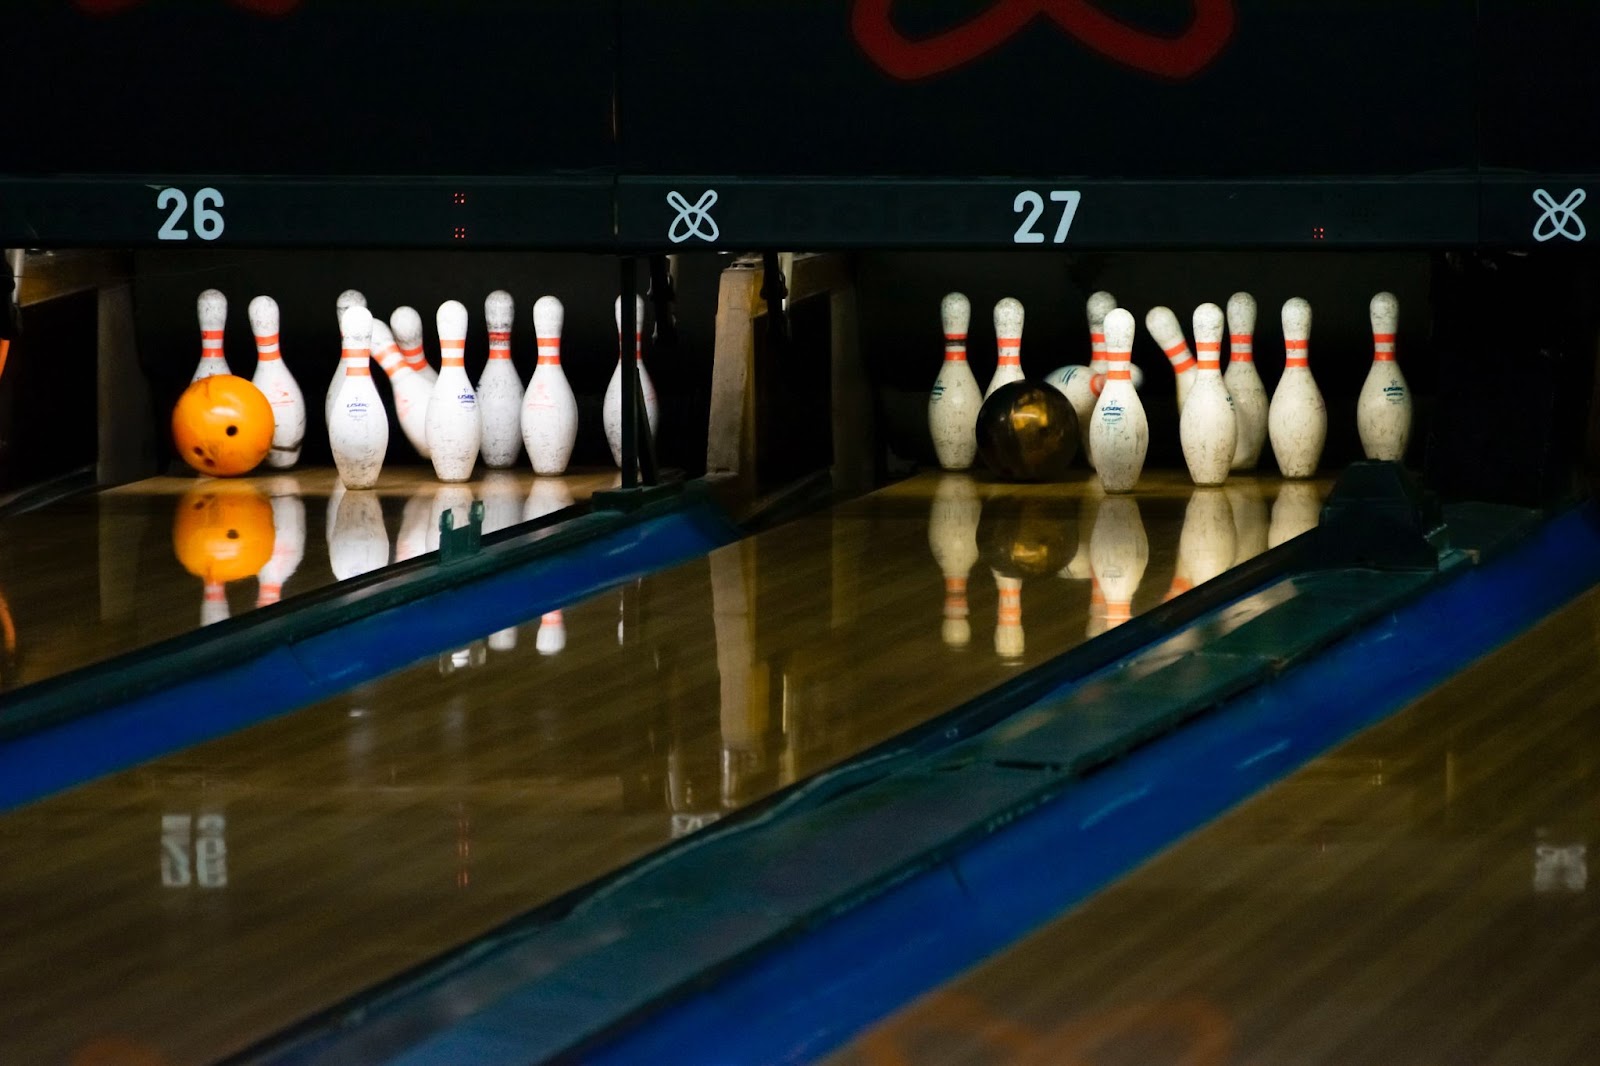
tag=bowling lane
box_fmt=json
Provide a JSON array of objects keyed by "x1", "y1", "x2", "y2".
[
  {"x1": 0, "y1": 470, "x2": 1328, "y2": 1065},
  {"x1": 827, "y1": 585, "x2": 1600, "y2": 1066},
  {"x1": 0, "y1": 467, "x2": 616, "y2": 693}
]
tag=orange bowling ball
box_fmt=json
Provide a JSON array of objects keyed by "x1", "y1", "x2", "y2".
[
  {"x1": 172, "y1": 375, "x2": 274, "y2": 476},
  {"x1": 172, "y1": 482, "x2": 275, "y2": 584}
]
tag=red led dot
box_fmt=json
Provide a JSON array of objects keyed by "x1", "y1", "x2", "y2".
[
  {"x1": 453, "y1": 192, "x2": 467, "y2": 205},
  {"x1": 453, "y1": 227, "x2": 467, "y2": 240}
]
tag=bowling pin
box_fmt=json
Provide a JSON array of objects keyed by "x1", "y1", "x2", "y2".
[
  {"x1": 1042, "y1": 364, "x2": 1097, "y2": 465},
  {"x1": 536, "y1": 610, "x2": 567, "y2": 655},
  {"x1": 478, "y1": 290, "x2": 524, "y2": 468},
  {"x1": 928, "y1": 292, "x2": 982, "y2": 470},
  {"x1": 1269, "y1": 480, "x2": 1323, "y2": 547},
  {"x1": 604, "y1": 295, "x2": 660, "y2": 468},
  {"x1": 327, "y1": 306, "x2": 390, "y2": 490},
  {"x1": 247, "y1": 295, "x2": 306, "y2": 469},
  {"x1": 1090, "y1": 496, "x2": 1148, "y2": 630},
  {"x1": 201, "y1": 581, "x2": 230, "y2": 626},
  {"x1": 928, "y1": 474, "x2": 981, "y2": 647},
  {"x1": 524, "y1": 476, "x2": 576, "y2": 521},
  {"x1": 192, "y1": 289, "x2": 230, "y2": 381},
  {"x1": 1089, "y1": 308, "x2": 1149, "y2": 494},
  {"x1": 370, "y1": 317, "x2": 432, "y2": 459},
  {"x1": 1358, "y1": 291, "x2": 1411, "y2": 462},
  {"x1": 256, "y1": 477, "x2": 305, "y2": 607},
  {"x1": 390, "y1": 305, "x2": 439, "y2": 387},
  {"x1": 1177, "y1": 488, "x2": 1236, "y2": 590},
  {"x1": 426, "y1": 300, "x2": 481, "y2": 482},
  {"x1": 521, "y1": 295, "x2": 580, "y2": 475},
  {"x1": 993, "y1": 570, "x2": 1024, "y2": 661},
  {"x1": 328, "y1": 489, "x2": 389, "y2": 580},
  {"x1": 326, "y1": 289, "x2": 367, "y2": 421},
  {"x1": 1145, "y1": 306, "x2": 1196, "y2": 411},
  {"x1": 984, "y1": 297, "x2": 1026, "y2": 399},
  {"x1": 1086, "y1": 291, "x2": 1118, "y2": 378},
  {"x1": 394, "y1": 487, "x2": 433, "y2": 562},
  {"x1": 1226, "y1": 480, "x2": 1270, "y2": 565},
  {"x1": 1179, "y1": 303, "x2": 1237, "y2": 487},
  {"x1": 1267, "y1": 297, "x2": 1327, "y2": 478},
  {"x1": 1223, "y1": 292, "x2": 1267, "y2": 470}
]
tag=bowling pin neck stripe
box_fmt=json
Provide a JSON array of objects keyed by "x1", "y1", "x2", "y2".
[
  {"x1": 619, "y1": 331, "x2": 643, "y2": 361},
  {"x1": 1284, "y1": 338, "x2": 1309, "y2": 368},
  {"x1": 998, "y1": 585, "x2": 1021, "y2": 625},
  {"x1": 441, "y1": 338, "x2": 466, "y2": 368},
  {"x1": 375, "y1": 343, "x2": 403, "y2": 376},
  {"x1": 1106, "y1": 600, "x2": 1133, "y2": 624},
  {"x1": 259, "y1": 583, "x2": 282, "y2": 604},
  {"x1": 996, "y1": 337, "x2": 1021, "y2": 367},
  {"x1": 944, "y1": 575, "x2": 969, "y2": 617},
  {"x1": 1195, "y1": 340, "x2": 1222, "y2": 370},
  {"x1": 541, "y1": 610, "x2": 563, "y2": 625},
  {"x1": 254, "y1": 332, "x2": 281, "y2": 359},
  {"x1": 537, "y1": 337, "x2": 562, "y2": 366},
  {"x1": 1372, "y1": 332, "x2": 1396, "y2": 361},
  {"x1": 199, "y1": 329, "x2": 226, "y2": 365},
  {"x1": 400, "y1": 343, "x2": 428, "y2": 369},
  {"x1": 1164, "y1": 341, "x2": 1195, "y2": 374},
  {"x1": 488, "y1": 331, "x2": 512, "y2": 359},
  {"x1": 342, "y1": 347, "x2": 372, "y2": 376},
  {"x1": 1229, "y1": 333, "x2": 1254, "y2": 363},
  {"x1": 943, "y1": 332, "x2": 968, "y2": 362}
]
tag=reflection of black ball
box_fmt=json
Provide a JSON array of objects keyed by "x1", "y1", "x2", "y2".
[
  {"x1": 979, "y1": 496, "x2": 1078, "y2": 578},
  {"x1": 976, "y1": 381, "x2": 1079, "y2": 481}
]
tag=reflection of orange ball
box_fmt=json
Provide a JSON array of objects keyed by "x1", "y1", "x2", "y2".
[
  {"x1": 172, "y1": 375, "x2": 274, "y2": 476},
  {"x1": 172, "y1": 482, "x2": 275, "y2": 584}
]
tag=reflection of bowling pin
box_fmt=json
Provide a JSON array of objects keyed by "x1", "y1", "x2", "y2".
[
  {"x1": 328, "y1": 307, "x2": 389, "y2": 490},
  {"x1": 929, "y1": 292, "x2": 982, "y2": 470},
  {"x1": 478, "y1": 471, "x2": 522, "y2": 534},
  {"x1": 428, "y1": 485, "x2": 474, "y2": 552},
  {"x1": 1268, "y1": 298, "x2": 1327, "y2": 479},
  {"x1": 488, "y1": 627, "x2": 518, "y2": 652},
  {"x1": 325, "y1": 481, "x2": 345, "y2": 550},
  {"x1": 326, "y1": 289, "x2": 367, "y2": 420},
  {"x1": 390, "y1": 305, "x2": 438, "y2": 387},
  {"x1": 1177, "y1": 488, "x2": 1236, "y2": 591},
  {"x1": 371, "y1": 316, "x2": 433, "y2": 459},
  {"x1": 1269, "y1": 481, "x2": 1323, "y2": 547},
  {"x1": 1226, "y1": 481, "x2": 1270, "y2": 565},
  {"x1": 985, "y1": 297, "x2": 1026, "y2": 399},
  {"x1": 927, "y1": 474, "x2": 981, "y2": 647},
  {"x1": 993, "y1": 569, "x2": 1025, "y2": 661},
  {"x1": 247, "y1": 296, "x2": 306, "y2": 468},
  {"x1": 1090, "y1": 309, "x2": 1149, "y2": 494},
  {"x1": 1085, "y1": 578, "x2": 1108, "y2": 640},
  {"x1": 1224, "y1": 292, "x2": 1268, "y2": 470},
  {"x1": 604, "y1": 295, "x2": 660, "y2": 467},
  {"x1": 1358, "y1": 292, "x2": 1411, "y2": 462},
  {"x1": 1091, "y1": 496, "x2": 1148, "y2": 629},
  {"x1": 1145, "y1": 306, "x2": 1196, "y2": 412},
  {"x1": 1059, "y1": 480, "x2": 1103, "y2": 579},
  {"x1": 478, "y1": 290, "x2": 524, "y2": 468},
  {"x1": 1179, "y1": 303, "x2": 1237, "y2": 487},
  {"x1": 394, "y1": 488, "x2": 433, "y2": 562},
  {"x1": 193, "y1": 289, "x2": 230, "y2": 381},
  {"x1": 256, "y1": 477, "x2": 305, "y2": 607},
  {"x1": 329, "y1": 489, "x2": 389, "y2": 580},
  {"x1": 524, "y1": 477, "x2": 575, "y2": 521},
  {"x1": 201, "y1": 582, "x2": 229, "y2": 626},
  {"x1": 427, "y1": 300, "x2": 481, "y2": 482},
  {"x1": 536, "y1": 610, "x2": 567, "y2": 655},
  {"x1": 522, "y1": 295, "x2": 580, "y2": 475}
]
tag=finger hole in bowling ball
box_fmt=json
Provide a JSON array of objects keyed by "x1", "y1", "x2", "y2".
[
  {"x1": 978, "y1": 496, "x2": 1078, "y2": 579},
  {"x1": 225, "y1": 425, "x2": 238, "y2": 436},
  {"x1": 975, "y1": 381, "x2": 1079, "y2": 482}
]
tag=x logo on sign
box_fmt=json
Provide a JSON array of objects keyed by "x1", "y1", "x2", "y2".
[{"x1": 852, "y1": 0, "x2": 1236, "y2": 80}]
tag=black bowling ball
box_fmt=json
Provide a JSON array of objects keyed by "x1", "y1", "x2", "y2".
[{"x1": 975, "y1": 381, "x2": 1079, "y2": 482}]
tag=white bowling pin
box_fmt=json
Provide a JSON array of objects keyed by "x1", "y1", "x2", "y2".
[
  {"x1": 984, "y1": 297, "x2": 1026, "y2": 399},
  {"x1": 328, "y1": 306, "x2": 389, "y2": 490},
  {"x1": 1145, "y1": 306, "x2": 1196, "y2": 411},
  {"x1": 1043, "y1": 364, "x2": 1097, "y2": 464},
  {"x1": 192, "y1": 289, "x2": 230, "y2": 381},
  {"x1": 928, "y1": 292, "x2": 982, "y2": 470},
  {"x1": 326, "y1": 290, "x2": 367, "y2": 421},
  {"x1": 1090, "y1": 496, "x2": 1148, "y2": 630},
  {"x1": 928, "y1": 474, "x2": 981, "y2": 647},
  {"x1": 394, "y1": 487, "x2": 433, "y2": 562},
  {"x1": 993, "y1": 570, "x2": 1024, "y2": 661},
  {"x1": 370, "y1": 317, "x2": 433, "y2": 459},
  {"x1": 256, "y1": 477, "x2": 305, "y2": 607},
  {"x1": 1267, "y1": 297, "x2": 1327, "y2": 478},
  {"x1": 427, "y1": 300, "x2": 481, "y2": 482},
  {"x1": 1177, "y1": 488, "x2": 1236, "y2": 590},
  {"x1": 1224, "y1": 292, "x2": 1268, "y2": 470},
  {"x1": 478, "y1": 290, "x2": 524, "y2": 468},
  {"x1": 247, "y1": 295, "x2": 306, "y2": 469},
  {"x1": 1179, "y1": 303, "x2": 1237, "y2": 487},
  {"x1": 524, "y1": 477, "x2": 576, "y2": 521},
  {"x1": 390, "y1": 305, "x2": 438, "y2": 387},
  {"x1": 536, "y1": 610, "x2": 567, "y2": 655},
  {"x1": 1358, "y1": 292, "x2": 1411, "y2": 462},
  {"x1": 522, "y1": 295, "x2": 580, "y2": 475},
  {"x1": 1086, "y1": 291, "x2": 1118, "y2": 378},
  {"x1": 1089, "y1": 309, "x2": 1149, "y2": 494},
  {"x1": 328, "y1": 489, "x2": 389, "y2": 580},
  {"x1": 604, "y1": 295, "x2": 660, "y2": 467},
  {"x1": 1269, "y1": 481, "x2": 1323, "y2": 547}
]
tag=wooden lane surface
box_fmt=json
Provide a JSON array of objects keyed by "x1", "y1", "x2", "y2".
[
  {"x1": 0, "y1": 470, "x2": 1325, "y2": 1065},
  {"x1": 0, "y1": 467, "x2": 617, "y2": 693},
  {"x1": 828, "y1": 583, "x2": 1600, "y2": 1066}
]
